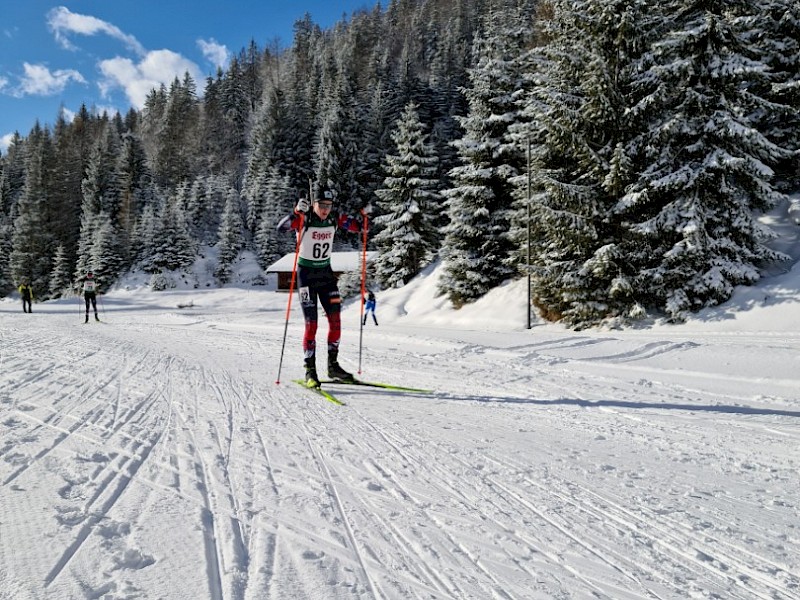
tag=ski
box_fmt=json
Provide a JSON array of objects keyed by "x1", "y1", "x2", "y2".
[
  {"x1": 291, "y1": 379, "x2": 346, "y2": 406},
  {"x1": 320, "y1": 379, "x2": 433, "y2": 393}
]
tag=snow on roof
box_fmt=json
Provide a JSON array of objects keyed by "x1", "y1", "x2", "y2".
[{"x1": 266, "y1": 251, "x2": 377, "y2": 272}]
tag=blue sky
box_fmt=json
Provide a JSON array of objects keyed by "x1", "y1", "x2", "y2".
[{"x1": 0, "y1": 1, "x2": 377, "y2": 154}]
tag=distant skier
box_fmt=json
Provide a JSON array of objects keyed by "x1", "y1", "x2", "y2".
[
  {"x1": 363, "y1": 289, "x2": 378, "y2": 326},
  {"x1": 80, "y1": 272, "x2": 100, "y2": 323},
  {"x1": 18, "y1": 281, "x2": 34, "y2": 313},
  {"x1": 277, "y1": 186, "x2": 368, "y2": 387}
]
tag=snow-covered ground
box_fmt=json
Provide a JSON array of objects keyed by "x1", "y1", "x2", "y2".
[{"x1": 1, "y1": 254, "x2": 799, "y2": 599}]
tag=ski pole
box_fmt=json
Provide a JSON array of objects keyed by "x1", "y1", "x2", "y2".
[
  {"x1": 357, "y1": 209, "x2": 369, "y2": 375},
  {"x1": 275, "y1": 210, "x2": 305, "y2": 384}
]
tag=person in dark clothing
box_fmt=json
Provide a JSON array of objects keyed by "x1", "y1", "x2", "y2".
[
  {"x1": 80, "y1": 272, "x2": 100, "y2": 323},
  {"x1": 277, "y1": 187, "x2": 368, "y2": 387},
  {"x1": 18, "y1": 281, "x2": 34, "y2": 313},
  {"x1": 363, "y1": 289, "x2": 378, "y2": 326}
]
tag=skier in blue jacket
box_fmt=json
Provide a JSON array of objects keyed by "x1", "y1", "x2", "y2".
[{"x1": 363, "y1": 289, "x2": 378, "y2": 326}]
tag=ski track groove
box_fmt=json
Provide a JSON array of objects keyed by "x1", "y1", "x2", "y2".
[
  {"x1": 237, "y1": 376, "x2": 282, "y2": 600},
  {"x1": 291, "y1": 354, "x2": 650, "y2": 598},
  {"x1": 368, "y1": 344, "x2": 796, "y2": 600},
  {"x1": 572, "y1": 482, "x2": 800, "y2": 599},
  {"x1": 296, "y1": 395, "x2": 383, "y2": 599},
  {"x1": 347, "y1": 408, "x2": 519, "y2": 600},
  {"x1": 368, "y1": 412, "x2": 624, "y2": 599},
  {"x1": 36, "y1": 346, "x2": 175, "y2": 587},
  {"x1": 279, "y1": 386, "x2": 457, "y2": 598},
  {"x1": 203, "y1": 366, "x2": 252, "y2": 599},
  {"x1": 507, "y1": 457, "x2": 795, "y2": 600},
  {"x1": 431, "y1": 347, "x2": 799, "y2": 600},
  {"x1": 283, "y1": 381, "x2": 539, "y2": 599},
  {"x1": 172, "y1": 399, "x2": 226, "y2": 600},
  {"x1": 2, "y1": 313, "x2": 797, "y2": 599},
  {"x1": 43, "y1": 396, "x2": 167, "y2": 587},
  {"x1": 1, "y1": 343, "x2": 162, "y2": 487}
]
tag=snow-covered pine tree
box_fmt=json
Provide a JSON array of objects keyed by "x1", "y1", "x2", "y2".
[
  {"x1": 199, "y1": 70, "x2": 227, "y2": 175},
  {"x1": 149, "y1": 191, "x2": 196, "y2": 273},
  {"x1": 438, "y1": 3, "x2": 528, "y2": 306},
  {"x1": 186, "y1": 175, "x2": 227, "y2": 245},
  {"x1": 282, "y1": 22, "x2": 318, "y2": 191},
  {"x1": 74, "y1": 205, "x2": 97, "y2": 282},
  {"x1": 48, "y1": 243, "x2": 72, "y2": 298},
  {"x1": 90, "y1": 215, "x2": 126, "y2": 284},
  {"x1": 373, "y1": 102, "x2": 440, "y2": 287},
  {"x1": 75, "y1": 130, "x2": 120, "y2": 282},
  {"x1": 622, "y1": 0, "x2": 791, "y2": 321},
  {"x1": 219, "y1": 58, "x2": 251, "y2": 178},
  {"x1": 130, "y1": 203, "x2": 159, "y2": 269},
  {"x1": 214, "y1": 188, "x2": 245, "y2": 284},
  {"x1": 0, "y1": 134, "x2": 26, "y2": 293},
  {"x1": 254, "y1": 167, "x2": 294, "y2": 270},
  {"x1": 114, "y1": 131, "x2": 150, "y2": 249},
  {"x1": 0, "y1": 215, "x2": 12, "y2": 294},
  {"x1": 9, "y1": 124, "x2": 55, "y2": 297},
  {"x1": 511, "y1": 0, "x2": 655, "y2": 326},
  {"x1": 314, "y1": 70, "x2": 364, "y2": 217},
  {"x1": 156, "y1": 75, "x2": 201, "y2": 188},
  {"x1": 49, "y1": 111, "x2": 84, "y2": 278},
  {"x1": 747, "y1": 0, "x2": 800, "y2": 189}
]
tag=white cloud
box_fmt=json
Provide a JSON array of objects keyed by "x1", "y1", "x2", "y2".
[
  {"x1": 60, "y1": 107, "x2": 76, "y2": 123},
  {"x1": 0, "y1": 75, "x2": 8, "y2": 93},
  {"x1": 99, "y1": 50, "x2": 202, "y2": 109},
  {"x1": 47, "y1": 6, "x2": 146, "y2": 56},
  {"x1": 198, "y1": 38, "x2": 229, "y2": 69},
  {"x1": 17, "y1": 63, "x2": 86, "y2": 97},
  {"x1": 1, "y1": 133, "x2": 15, "y2": 153}
]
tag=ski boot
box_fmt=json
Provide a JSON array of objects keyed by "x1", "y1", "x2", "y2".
[
  {"x1": 327, "y1": 350, "x2": 354, "y2": 382},
  {"x1": 84, "y1": 314, "x2": 89, "y2": 323},
  {"x1": 304, "y1": 357, "x2": 321, "y2": 388},
  {"x1": 95, "y1": 314, "x2": 100, "y2": 321}
]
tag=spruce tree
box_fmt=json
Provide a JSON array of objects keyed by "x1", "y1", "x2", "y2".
[
  {"x1": 9, "y1": 125, "x2": 55, "y2": 297},
  {"x1": 0, "y1": 134, "x2": 26, "y2": 293},
  {"x1": 214, "y1": 188, "x2": 245, "y2": 284},
  {"x1": 114, "y1": 131, "x2": 150, "y2": 247},
  {"x1": 49, "y1": 111, "x2": 84, "y2": 277},
  {"x1": 91, "y1": 215, "x2": 126, "y2": 284},
  {"x1": 512, "y1": 0, "x2": 655, "y2": 326},
  {"x1": 622, "y1": 0, "x2": 791, "y2": 320},
  {"x1": 131, "y1": 203, "x2": 159, "y2": 269},
  {"x1": 149, "y1": 191, "x2": 196, "y2": 273},
  {"x1": 254, "y1": 167, "x2": 295, "y2": 269},
  {"x1": 314, "y1": 78, "x2": 362, "y2": 215},
  {"x1": 48, "y1": 243, "x2": 72, "y2": 297},
  {"x1": 438, "y1": 7, "x2": 526, "y2": 306},
  {"x1": 373, "y1": 102, "x2": 440, "y2": 287},
  {"x1": 750, "y1": 0, "x2": 800, "y2": 189}
]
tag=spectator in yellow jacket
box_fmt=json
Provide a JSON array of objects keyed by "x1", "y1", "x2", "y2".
[{"x1": 18, "y1": 281, "x2": 34, "y2": 313}]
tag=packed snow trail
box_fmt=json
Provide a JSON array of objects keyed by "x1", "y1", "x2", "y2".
[{"x1": 0, "y1": 293, "x2": 798, "y2": 599}]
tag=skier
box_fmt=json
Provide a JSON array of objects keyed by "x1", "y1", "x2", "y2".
[
  {"x1": 363, "y1": 289, "x2": 378, "y2": 326},
  {"x1": 80, "y1": 272, "x2": 100, "y2": 323},
  {"x1": 277, "y1": 186, "x2": 368, "y2": 387},
  {"x1": 18, "y1": 281, "x2": 34, "y2": 313}
]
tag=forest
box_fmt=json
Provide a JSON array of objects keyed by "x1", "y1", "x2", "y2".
[{"x1": 1, "y1": 0, "x2": 798, "y2": 327}]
